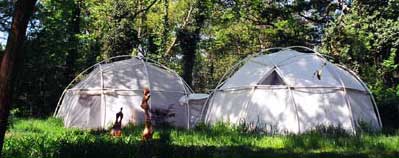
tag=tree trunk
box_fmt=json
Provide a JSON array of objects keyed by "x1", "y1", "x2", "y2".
[
  {"x1": 0, "y1": 0, "x2": 36, "y2": 155},
  {"x1": 179, "y1": 0, "x2": 208, "y2": 87},
  {"x1": 164, "y1": 5, "x2": 193, "y2": 56},
  {"x1": 178, "y1": 29, "x2": 196, "y2": 87},
  {"x1": 65, "y1": 0, "x2": 81, "y2": 82},
  {"x1": 161, "y1": 0, "x2": 169, "y2": 55}
]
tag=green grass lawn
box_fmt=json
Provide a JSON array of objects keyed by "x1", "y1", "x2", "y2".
[{"x1": 3, "y1": 118, "x2": 399, "y2": 158}]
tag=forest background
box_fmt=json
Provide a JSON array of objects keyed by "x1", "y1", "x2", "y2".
[{"x1": 0, "y1": 0, "x2": 398, "y2": 130}]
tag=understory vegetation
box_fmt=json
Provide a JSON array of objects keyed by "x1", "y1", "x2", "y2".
[{"x1": 3, "y1": 118, "x2": 399, "y2": 158}]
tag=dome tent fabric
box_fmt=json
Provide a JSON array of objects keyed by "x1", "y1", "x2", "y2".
[
  {"x1": 179, "y1": 93, "x2": 209, "y2": 128},
  {"x1": 54, "y1": 56, "x2": 193, "y2": 129},
  {"x1": 202, "y1": 46, "x2": 382, "y2": 134}
]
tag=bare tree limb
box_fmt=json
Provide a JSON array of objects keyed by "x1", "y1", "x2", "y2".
[
  {"x1": 297, "y1": 12, "x2": 325, "y2": 23},
  {"x1": 132, "y1": 0, "x2": 159, "y2": 19},
  {"x1": 244, "y1": 15, "x2": 276, "y2": 28},
  {"x1": 165, "y1": 4, "x2": 194, "y2": 56}
]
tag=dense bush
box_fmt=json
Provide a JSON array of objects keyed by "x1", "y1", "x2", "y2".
[{"x1": 373, "y1": 87, "x2": 399, "y2": 131}]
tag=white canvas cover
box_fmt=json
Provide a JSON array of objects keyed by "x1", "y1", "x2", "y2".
[
  {"x1": 54, "y1": 56, "x2": 193, "y2": 129},
  {"x1": 179, "y1": 93, "x2": 209, "y2": 128},
  {"x1": 203, "y1": 46, "x2": 382, "y2": 134}
]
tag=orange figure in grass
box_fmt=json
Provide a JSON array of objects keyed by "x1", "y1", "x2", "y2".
[
  {"x1": 141, "y1": 88, "x2": 153, "y2": 141},
  {"x1": 111, "y1": 107, "x2": 123, "y2": 137}
]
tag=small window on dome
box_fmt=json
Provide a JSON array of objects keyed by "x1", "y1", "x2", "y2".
[{"x1": 259, "y1": 70, "x2": 286, "y2": 85}]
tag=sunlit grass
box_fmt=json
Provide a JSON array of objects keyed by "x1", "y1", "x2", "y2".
[
  {"x1": 8, "y1": 118, "x2": 68, "y2": 136},
  {"x1": 3, "y1": 118, "x2": 399, "y2": 158}
]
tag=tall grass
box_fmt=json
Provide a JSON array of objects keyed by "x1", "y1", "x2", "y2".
[{"x1": 3, "y1": 118, "x2": 399, "y2": 158}]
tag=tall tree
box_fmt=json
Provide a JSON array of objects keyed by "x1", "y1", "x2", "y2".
[
  {"x1": 179, "y1": 0, "x2": 209, "y2": 87},
  {"x1": 64, "y1": 0, "x2": 82, "y2": 82},
  {"x1": 160, "y1": 0, "x2": 169, "y2": 54},
  {"x1": 0, "y1": 0, "x2": 37, "y2": 155}
]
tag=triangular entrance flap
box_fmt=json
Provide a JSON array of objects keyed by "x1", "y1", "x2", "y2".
[{"x1": 259, "y1": 70, "x2": 286, "y2": 85}]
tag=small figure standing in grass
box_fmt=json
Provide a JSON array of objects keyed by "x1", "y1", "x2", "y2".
[
  {"x1": 141, "y1": 88, "x2": 153, "y2": 141},
  {"x1": 142, "y1": 119, "x2": 153, "y2": 140},
  {"x1": 111, "y1": 107, "x2": 123, "y2": 137}
]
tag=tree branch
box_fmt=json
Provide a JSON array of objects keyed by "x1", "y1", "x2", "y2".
[
  {"x1": 244, "y1": 15, "x2": 275, "y2": 28},
  {"x1": 165, "y1": 4, "x2": 194, "y2": 56},
  {"x1": 132, "y1": 0, "x2": 159, "y2": 19},
  {"x1": 297, "y1": 12, "x2": 325, "y2": 23}
]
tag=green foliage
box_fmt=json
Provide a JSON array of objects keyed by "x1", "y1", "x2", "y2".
[
  {"x1": 382, "y1": 49, "x2": 398, "y2": 72},
  {"x1": 98, "y1": 0, "x2": 139, "y2": 58},
  {"x1": 0, "y1": 0, "x2": 13, "y2": 32},
  {"x1": 11, "y1": 0, "x2": 84, "y2": 116},
  {"x1": 6, "y1": 108, "x2": 20, "y2": 130},
  {"x1": 3, "y1": 118, "x2": 399, "y2": 158},
  {"x1": 193, "y1": 0, "x2": 335, "y2": 91},
  {"x1": 322, "y1": 0, "x2": 399, "y2": 129}
]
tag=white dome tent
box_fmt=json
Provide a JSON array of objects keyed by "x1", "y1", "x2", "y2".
[
  {"x1": 202, "y1": 46, "x2": 382, "y2": 134},
  {"x1": 54, "y1": 55, "x2": 194, "y2": 129}
]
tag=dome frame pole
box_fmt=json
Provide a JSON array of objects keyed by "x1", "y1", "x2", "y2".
[
  {"x1": 141, "y1": 57, "x2": 153, "y2": 122},
  {"x1": 202, "y1": 47, "x2": 288, "y2": 123},
  {"x1": 201, "y1": 56, "x2": 250, "y2": 123},
  {"x1": 53, "y1": 63, "x2": 101, "y2": 117},
  {"x1": 330, "y1": 65, "x2": 357, "y2": 134},
  {"x1": 338, "y1": 65, "x2": 383, "y2": 128},
  {"x1": 99, "y1": 64, "x2": 107, "y2": 128},
  {"x1": 274, "y1": 65, "x2": 301, "y2": 134}
]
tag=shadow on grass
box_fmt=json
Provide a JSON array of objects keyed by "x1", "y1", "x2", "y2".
[
  {"x1": 4, "y1": 122, "x2": 399, "y2": 158},
  {"x1": 57, "y1": 128, "x2": 398, "y2": 158},
  {"x1": 57, "y1": 140, "x2": 398, "y2": 158}
]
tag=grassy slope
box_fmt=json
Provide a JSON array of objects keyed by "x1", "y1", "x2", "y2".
[{"x1": 3, "y1": 118, "x2": 399, "y2": 158}]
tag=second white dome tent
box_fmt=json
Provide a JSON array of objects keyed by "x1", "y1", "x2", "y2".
[{"x1": 202, "y1": 46, "x2": 382, "y2": 134}]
